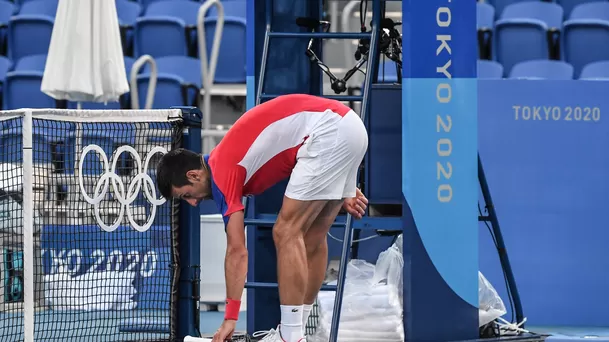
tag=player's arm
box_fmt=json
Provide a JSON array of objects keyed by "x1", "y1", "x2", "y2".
[
  {"x1": 209, "y1": 161, "x2": 247, "y2": 321},
  {"x1": 223, "y1": 210, "x2": 247, "y2": 321}
]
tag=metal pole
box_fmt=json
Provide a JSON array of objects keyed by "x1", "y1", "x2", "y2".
[{"x1": 328, "y1": 1, "x2": 381, "y2": 341}]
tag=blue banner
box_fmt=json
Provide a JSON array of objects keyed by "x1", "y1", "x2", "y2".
[
  {"x1": 41, "y1": 225, "x2": 171, "y2": 310},
  {"x1": 402, "y1": 0, "x2": 478, "y2": 339},
  {"x1": 478, "y1": 80, "x2": 609, "y2": 327}
]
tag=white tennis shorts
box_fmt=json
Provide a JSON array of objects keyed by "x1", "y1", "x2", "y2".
[{"x1": 285, "y1": 110, "x2": 369, "y2": 201}]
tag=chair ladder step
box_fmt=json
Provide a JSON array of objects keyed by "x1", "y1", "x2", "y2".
[
  {"x1": 260, "y1": 94, "x2": 364, "y2": 102},
  {"x1": 245, "y1": 282, "x2": 337, "y2": 291},
  {"x1": 268, "y1": 32, "x2": 371, "y2": 39}
]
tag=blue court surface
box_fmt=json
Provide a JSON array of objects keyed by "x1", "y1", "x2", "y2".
[
  {"x1": 200, "y1": 311, "x2": 247, "y2": 335},
  {"x1": 0, "y1": 310, "x2": 247, "y2": 341},
  {"x1": 530, "y1": 326, "x2": 609, "y2": 339},
  {"x1": 4, "y1": 310, "x2": 609, "y2": 341}
]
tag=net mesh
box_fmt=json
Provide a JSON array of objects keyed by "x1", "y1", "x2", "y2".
[{"x1": 0, "y1": 110, "x2": 182, "y2": 342}]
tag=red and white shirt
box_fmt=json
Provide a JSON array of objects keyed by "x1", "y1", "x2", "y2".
[{"x1": 205, "y1": 94, "x2": 352, "y2": 224}]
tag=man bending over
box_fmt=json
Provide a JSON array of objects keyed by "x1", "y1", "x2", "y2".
[{"x1": 156, "y1": 94, "x2": 369, "y2": 342}]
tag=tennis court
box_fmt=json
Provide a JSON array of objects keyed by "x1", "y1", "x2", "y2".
[{"x1": 0, "y1": 310, "x2": 246, "y2": 341}]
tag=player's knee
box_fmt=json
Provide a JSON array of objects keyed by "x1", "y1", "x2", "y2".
[{"x1": 272, "y1": 221, "x2": 304, "y2": 246}]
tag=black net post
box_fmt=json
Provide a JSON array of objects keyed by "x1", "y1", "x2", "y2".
[{"x1": 172, "y1": 106, "x2": 203, "y2": 340}]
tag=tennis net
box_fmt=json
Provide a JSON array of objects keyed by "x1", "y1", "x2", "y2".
[{"x1": 0, "y1": 108, "x2": 183, "y2": 342}]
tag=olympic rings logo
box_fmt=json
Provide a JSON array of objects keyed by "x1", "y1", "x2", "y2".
[{"x1": 78, "y1": 144, "x2": 167, "y2": 233}]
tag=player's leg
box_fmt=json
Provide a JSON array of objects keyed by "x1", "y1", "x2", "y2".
[
  {"x1": 306, "y1": 109, "x2": 369, "y2": 329},
  {"x1": 301, "y1": 110, "x2": 368, "y2": 332},
  {"x1": 302, "y1": 200, "x2": 343, "y2": 331},
  {"x1": 272, "y1": 197, "x2": 328, "y2": 342},
  {"x1": 271, "y1": 109, "x2": 368, "y2": 342}
]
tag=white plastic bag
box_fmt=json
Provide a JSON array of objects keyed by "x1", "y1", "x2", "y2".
[
  {"x1": 311, "y1": 258, "x2": 404, "y2": 342},
  {"x1": 373, "y1": 242, "x2": 403, "y2": 307},
  {"x1": 478, "y1": 271, "x2": 507, "y2": 327}
]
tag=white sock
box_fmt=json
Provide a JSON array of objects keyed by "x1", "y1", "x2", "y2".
[
  {"x1": 302, "y1": 304, "x2": 313, "y2": 334},
  {"x1": 280, "y1": 305, "x2": 304, "y2": 342}
]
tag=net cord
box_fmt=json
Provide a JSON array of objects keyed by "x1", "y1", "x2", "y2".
[
  {"x1": 22, "y1": 109, "x2": 34, "y2": 342},
  {"x1": 0, "y1": 108, "x2": 183, "y2": 123}
]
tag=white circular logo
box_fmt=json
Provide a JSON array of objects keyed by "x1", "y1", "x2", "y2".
[{"x1": 78, "y1": 144, "x2": 168, "y2": 232}]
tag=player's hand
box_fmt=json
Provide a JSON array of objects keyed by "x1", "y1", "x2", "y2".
[
  {"x1": 343, "y1": 188, "x2": 368, "y2": 219},
  {"x1": 213, "y1": 319, "x2": 236, "y2": 342}
]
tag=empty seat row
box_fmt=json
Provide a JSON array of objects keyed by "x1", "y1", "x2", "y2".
[
  {"x1": 478, "y1": 59, "x2": 609, "y2": 79},
  {"x1": 0, "y1": 54, "x2": 207, "y2": 111},
  {"x1": 0, "y1": 54, "x2": 134, "y2": 110},
  {"x1": 479, "y1": 0, "x2": 609, "y2": 20},
  {"x1": 0, "y1": 0, "x2": 246, "y2": 64},
  {"x1": 478, "y1": 1, "x2": 609, "y2": 77}
]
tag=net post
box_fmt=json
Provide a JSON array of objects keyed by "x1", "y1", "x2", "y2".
[
  {"x1": 22, "y1": 109, "x2": 34, "y2": 342},
  {"x1": 173, "y1": 106, "x2": 203, "y2": 339}
]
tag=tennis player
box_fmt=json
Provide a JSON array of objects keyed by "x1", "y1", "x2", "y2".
[{"x1": 156, "y1": 94, "x2": 369, "y2": 342}]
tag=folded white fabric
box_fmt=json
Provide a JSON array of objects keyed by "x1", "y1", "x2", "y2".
[
  {"x1": 44, "y1": 265, "x2": 137, "y2": 311},
  {"x1": 311, "y1": 259, "x2": 405, "y2": 342}
]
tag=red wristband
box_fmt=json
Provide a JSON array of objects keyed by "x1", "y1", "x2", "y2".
[{"x1": 224, "y1": 299, "x2": 241, "y2": 321}]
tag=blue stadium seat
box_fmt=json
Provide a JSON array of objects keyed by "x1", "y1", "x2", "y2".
[
  {"x1": 18, "y1": 0, "x2": 58, "y2": 17},
  {"x1": 136, "y1": 0, "x2": 193, "y2": 10},
  {"x1": 557, "y1": 0, "x2": 607, "y2": 20},
  {"x1": 134, "y1": 0, "x2": 201, "y2": 58},
  {"x1": 0, "y1": 63, "x2": 61, "y2": 163},
  {"x1": 477, "y1": 2, "x2": 495, "y2": 59},
  {"x1": 116, "y1": 0, "x2": 142, "y2": 56},
  {"x1": 485, "y1": 0, "x2": 536, "y2": 19},
  {"x1": 508, "y1": 60, "x2": 574, "y2": 80},
  {"x1": 202, "y1": 14, "x2": 246, "y2": 84},
  {"x1": 0, "y1": 0, "x2": 16, "y2": 55},
  {"x1": 67, "y1": 123, "x2": 138, "y2": 175},
  {"x1": 124, "y1": 56, "x2": 136, "y2": 76},
  {"x1": 136, "y1": 56, "x2": 201, "y2": 109},
  {"x1": 477, "y1": 59, "x2": 504, "y2": 79},
  {"x1": 494, "y1": 1, "x2": 563, "y2": 76},
  {"x1": 0, "y1": 54, "x2": 10, "y2": 76},
  {"x1": 578, "y1": 60, "x2": 609, "y2": 79},
  {"x1": 0, "y1": 127, "x2": 53, "y2": 164},
  {"x1": 0, "y1": 119, "x2": 75, "y2": 165},
  {"x1": 3, "y1": 71, "x2": 55, "y2": 109},
  {"x1": 13, "y1": 53, "x2": 46, "y2": 71},
  {"x1": 378, "y1": 61, "x2": 399, "y2": 83},
  {"x1": 0, "y1": 55, "x2": 12, "y2": 108},
  {"x1": 477, "y1": 2, "x2": 495, "y2": 31},
  {"x1": 123, "y1": 55, "x2": 136, "y2": 107},
  {"x1": 7, "y1": 15, "x2": 54, "y2": 62},
  {"x1": 563, "y1": 2, "x2": 609, "y2": 78}
]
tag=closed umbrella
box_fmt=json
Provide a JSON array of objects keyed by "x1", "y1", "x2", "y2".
[{"x1": 41, "y1": 0, "x2": 129, "y2": 104}]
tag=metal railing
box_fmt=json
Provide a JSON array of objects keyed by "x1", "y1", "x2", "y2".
[
  {"x1": 198, "y1": 0, "x2": 229, "y2": 154},
  {"x1": 129, "y1": 55, "x2": 158, "y2": 110}
]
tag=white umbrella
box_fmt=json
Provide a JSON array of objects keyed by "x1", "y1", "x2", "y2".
[{"x1": 41, "y1": 0, "x2": 129, "y2": 104}]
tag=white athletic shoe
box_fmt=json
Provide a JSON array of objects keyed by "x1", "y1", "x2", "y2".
[{"x1": 252, "y1": 325, "x2": 306, "y2": 342}]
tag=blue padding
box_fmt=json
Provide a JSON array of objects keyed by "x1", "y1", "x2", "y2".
[
  {"x1": 478, "y1": 80, "x2": 609, "y2": 326},
  {"x1": 118, "y1": 319, "x2": 169, "y2": 333},
  {"x1": 365, "y1": 84, "x2": 401, "y2": 204}
]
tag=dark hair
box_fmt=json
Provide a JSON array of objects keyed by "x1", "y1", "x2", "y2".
[{"x1": 156, "y1": 148, "x2": 203, "y2": 199}]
